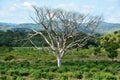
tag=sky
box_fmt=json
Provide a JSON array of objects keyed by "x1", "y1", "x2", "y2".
[{"x1": 0, "y1": 0, "x2": 120, "y2": 23}]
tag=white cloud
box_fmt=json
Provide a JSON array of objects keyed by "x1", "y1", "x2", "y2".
[
  {"x1": 56, "y1": 3, "x2": 95, "y2": 14},
  {"x1": 22, "y1": 1, "x2": 37, "y2": 10},
  {"x1": 23, "y1": 1, "x2": 33, "y2": 10},
  {"x1": 23, "y1": 2, "x2": 32, "y2": 7}
]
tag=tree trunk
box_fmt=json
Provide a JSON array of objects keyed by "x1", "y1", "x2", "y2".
[
  {"x1": 57, "y1": 56, "x2": 62, "y2": 67},
  {"x1": 112, "y1": 58, "x2": 114, "y2": 63}
]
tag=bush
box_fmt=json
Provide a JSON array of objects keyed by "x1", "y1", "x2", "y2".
[
  {"x1": 0, "y1": 75, "x2": 7, "y2": 80},
  {"x1": 16, "y1": 77, "x2": 25, "y2": 80},
  {"x1": 106, "y1": 75, "x2": 117, "y2": 80},
  {"x1": 19, "y1": 69, "x2": 30, "y2": 76},
  {"x1": 49, "y1": 67, "x2": 57, "y2": 72},
  {"x1": 0, "y1": 70, "x2": 6, "y2": 75},
  {"x1": 0, "y1": 45, "x2": 13, "y2": 53},
  {"x1": 73, "y1": 71, "x2": 83, "y2": 79},
  {"x1": 94, "y1": 72, "x2": 117, "y2": 80},
  {"x1": 90, "y1": 67, "x2": 100, "y2": 72},
  {"x1": 46, "y1": 72, "x2": 55, "y2": 79},
  {"x1": 12, "y1": 76, "x2": 17, "y2": 80},
  {"x1": 31, "y1": 70, "x2": 42, "y2": 79},
  {"x1": 32, "y1": 70, "x2": 49, "y2": 79},
  {"x1": 84, "y1": 72, "x2": 94, "y2": 79},
  {"x1": 9, "y1": 70, "x2": 19, "y2": 76},
  {"x1": 4, "y1": 55, "x2": 15, "y2": 61},
  {"x1": 58, "y1": 74, "x2": 68, "y2": 80},
  {"x1": 57, "y1": 66, "x2": 70, "y2": 73},
  {"x1": 18, "y1": 60, "x2": 30, "y2": 67}
]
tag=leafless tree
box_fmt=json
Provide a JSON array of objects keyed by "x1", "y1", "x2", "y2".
[{"x1": 28, "y1": 6, "x2": 102, "y2": 67}]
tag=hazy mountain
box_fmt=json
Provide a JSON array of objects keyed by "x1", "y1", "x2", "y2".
[
  {"x1": 0, "y1": 23, "x2": 41, "y2": 31},
  {"x1": 0, "y1": 22, "x2": 120, "y2": 34},
  {"x1": 17, "y1": 23, "x2": 42, "y2": 30},
  {"x1": 0, "y1": 22, "x2": 17, "y2": 31},
  {"x1": 97, "y1": 22, "x2": 120, "y2": 34},
  {"x1": 0, "y1": 22, "x2": 17, "y2": 26}
]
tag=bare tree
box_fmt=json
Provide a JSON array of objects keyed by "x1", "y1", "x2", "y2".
[{"x1": 28, "y1": 6, "x2": 102, "y2": 67}]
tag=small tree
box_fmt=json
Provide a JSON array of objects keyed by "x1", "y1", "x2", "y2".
[
  {"x1": 28, "y1": 6, "x2": 102, "y2": 67},
  {"x1": 105, "y1": 43, "x2": 118, "y2": 62},
  {"x1": 99, "y1": 33, "x2": 119, "y2": 62}
]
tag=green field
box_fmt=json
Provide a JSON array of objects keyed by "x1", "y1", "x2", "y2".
[{"x1": 0, "y1": 47, "x2": 120, "y2": 80}]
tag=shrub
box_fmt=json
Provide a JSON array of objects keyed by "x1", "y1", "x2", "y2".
[
  {"x1": 90, "y1": 67, "x2": 100, "y2": 72},
  {"x1": 0, "y1": 70, "x2": 6, "y2": 75},
  {"x1": 31, "y1": 70, "x2": 45, "y2": 79},
  {"x1": 73, "y1": 71, "x2": 83, "y2": 79},
  {"x1": 9, "y1": 70, "x2": 19, "y2": 76},
  {"x1": 0, "y1": 45, "x2": 13, "y2": 53},
  {"x1": 49, "y1": 67, "x2": 57, "y2": 72},
  {"x1": 94, "y1": 72, "x2": 117, "y2": 80},
  {"x1": 58, "y1": 74, "x2": 68, "y2": 80},
  {"x1": 12, "y1": 76, "x2": 17, "y2": 80},
  {"x1": 0, "y1": 75, "x2": 7, "y2": 80},
  {"x1": 57, "y1": 66, "x2": 70, "y2": 73},
  {"x1": 4, "y1": 55, "x2": 15, "y2": 61},
  {"x1": 16, "y1": 77, "x2": 25, "y2": 80},
  {"x1": 19, "y1": 70, "x2": 30, "y2": 76},
  {"x1": 18, "y1": 60, "x2": 30, "y2": 67},
  {"x1": 84, "y1": 72, "x2": 94, "y2": 79},
  {"x1": 46, "y1": 72, "x2": 55, "y2": 79},
  {"x1": 106, "y1": 75, "x2": 117, "y2": 80},
  {"x1": 32, "y1": 71, "x2": 56, "y2": 79}
]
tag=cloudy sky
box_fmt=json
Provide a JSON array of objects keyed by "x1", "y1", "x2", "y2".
[{"x1": 0, "y1": 0, "x2": 120, "y2": 23}]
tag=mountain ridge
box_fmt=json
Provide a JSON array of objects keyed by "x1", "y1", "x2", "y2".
[{"x1": 0, "y1": 22, "x2": 120, "y2": 34}]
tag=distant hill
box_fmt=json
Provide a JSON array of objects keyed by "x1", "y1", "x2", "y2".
[
  {"x1": 97, "y1": 22, "x2": 120, "y2": 34},
  {"x1": 0, "y1": 23, "x2": 41, "y2": 31},
  {"x1": 0, "y1": 22, "x2": 120, "y2": 34},
  {"x1": 0, "y1": 22, "x2": 17, "y2": 26},
  {"x1": 0, "y1": 22, "x2": 17, "y2": 31}
]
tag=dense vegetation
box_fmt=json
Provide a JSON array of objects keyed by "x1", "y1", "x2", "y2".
[
  {"x1": 0, "y1": 47, "x2": 120, "y2": 80},
  {"x1": 0, "y1": 30, "x2": 97, "y2": 47},
  {"x1": 0, "y1": 30, "x2": 47, "y2": 47},
  {"x1": 0, "y1": 30, "x2": 120, "y2": 80}
]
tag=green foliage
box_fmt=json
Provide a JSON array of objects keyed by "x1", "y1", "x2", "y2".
[
  {"x1": 0, "y1": 45, "x2": 120, "y2": 80},
  {"x1": 98, "y1": 32, "x2": 120, "y2": 61},
  {"x1": 73, "y1": 71, "x2": 83, "y2": 79},
  {"x1": 0, "y1": 45, "x2": 13, "y2": 53},
  {"x1": 16, "y1": 77, "x2": 25, "y2": 80},
  {"x1": 4, "y1": 55, "x2": 15, "y2": 61},
  {"x1": 17, "y1": 60, "x2": 30, "y2": 67},
  {"x1": 0, "y1": 60, "x2": 120, "y2": 80},
  {"x1": 0, "y1": 75, "x2": 7, "y2": 80},
  {"x1": 0, "y1": 30, "x2": 48, "y2": 47},
  {"x1": 94, "y1": 47, "x2": 101, "y2": 56}
]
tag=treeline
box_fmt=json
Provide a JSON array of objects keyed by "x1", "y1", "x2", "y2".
[
  {"x1": 0, "y1": 30, "x2": 97, "y2": 47},
  {"x1": 0, "y1": 29, "x2": 120, "y2": 61},
  {"x1": 0, "y1": 30, "x2": 47, "y2": 47},
  {"x1": 0, "y1": 30, "x2": 119, "y2": 48}
]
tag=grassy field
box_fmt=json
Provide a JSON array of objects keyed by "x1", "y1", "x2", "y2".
[{"x1": 0, "y1": 47, "x2": 120, "y2": 80}]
